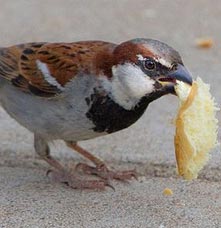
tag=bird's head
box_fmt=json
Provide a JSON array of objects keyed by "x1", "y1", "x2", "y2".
[{"x1": 110, "y1": 38, "x2": 192, "y2": 110}]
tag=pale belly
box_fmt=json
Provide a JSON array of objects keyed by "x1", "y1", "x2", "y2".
[{"x1": 0, "y1": 77, "x2": 106, "y2": 141}]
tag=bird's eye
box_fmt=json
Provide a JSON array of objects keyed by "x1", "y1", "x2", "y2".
[
  {"x1": 143, "y1": 59, "x2": 156, "y2": 70},
  {"x1": 171, "y1": 63, "x2": 178, "y2": 71}
]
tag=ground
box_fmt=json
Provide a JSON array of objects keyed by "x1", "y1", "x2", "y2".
[{"x1": 0, "y1": 0, "x2": 221, "y2": 227}]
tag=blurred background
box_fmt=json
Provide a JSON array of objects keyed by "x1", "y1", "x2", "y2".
[{"x1": 0, "y1": 0, "x2": 220, "y2": 167}]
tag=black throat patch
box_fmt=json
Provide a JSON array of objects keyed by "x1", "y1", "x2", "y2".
[{"x1": 85, "y1": 89, "x2": 166, "y2": 134}]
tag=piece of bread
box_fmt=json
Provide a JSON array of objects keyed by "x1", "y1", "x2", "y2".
[
  {"x1": 163, "y1": 188, "x2": 173, "y2": 196},
  {"x1": 174, "y1": 77, "x2": 219, "y2": 180}
]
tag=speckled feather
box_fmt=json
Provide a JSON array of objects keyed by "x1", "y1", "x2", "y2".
[{"x1": 0, "y1": 41, "x2": 117, "y2": 97}]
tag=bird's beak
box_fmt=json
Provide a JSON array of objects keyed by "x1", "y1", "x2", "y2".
[
  {"x1": 156, "y1": 64, "x2": 192, "y2": 92},
  {"x1": 167, "y1": 64, "x2": 192, "y2": 85}
]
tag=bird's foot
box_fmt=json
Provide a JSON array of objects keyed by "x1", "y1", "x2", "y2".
[
  {"x1": 75, "y1": 163, "x2": 138, "y2": 182},
  {"x1": 47, "y1": 169, "x2": 111, "y2": 190}
]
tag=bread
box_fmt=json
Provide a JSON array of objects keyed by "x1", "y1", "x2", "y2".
[
  {"x1": 174, "y1": 77, "x2": 219, "y2": 180},
  {"x1": 163, "y1": 188, "x2": 173, "y2": 196}
]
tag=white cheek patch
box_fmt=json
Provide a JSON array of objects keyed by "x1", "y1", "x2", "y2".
[
  {"x1": 36, "y1": 60, "x2": 64, "y2": 90},
  {"x1": 112, "y1": 63, "x2": 155, "y2": 98},
  {"x1": 109, "y1": 63, "x2": 155, "y2": 110}
]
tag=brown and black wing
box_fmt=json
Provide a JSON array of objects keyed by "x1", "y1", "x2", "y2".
[{"x1": 0, "y1": 41, "x2": 115, "y2": 98}]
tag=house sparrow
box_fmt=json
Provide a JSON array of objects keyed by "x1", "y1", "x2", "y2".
[{"x1": 0, "y1": 38, "x2": 192, "y2": 189}]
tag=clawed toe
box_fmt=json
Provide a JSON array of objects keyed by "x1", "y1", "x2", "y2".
[
  {"x1": 45, "y1": 159, "x2": 137, "y2": 190},
  {"x1": 75, "y1": 162, "x2": 138, "y2": 182},
  {"x1": 111, "y1": 169, "x2": 138, "y2": 181},
  {"x1": 46, "y1": 169, "x2": 112, "y2": 190}
]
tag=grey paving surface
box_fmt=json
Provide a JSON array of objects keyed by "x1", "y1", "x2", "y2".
[{"x1": 0, "y1": 0, "x2": 221, "y2": 227}]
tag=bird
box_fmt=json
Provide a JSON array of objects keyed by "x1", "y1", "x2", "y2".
[{"x1": 0, "y1": 38, "x2": 192, "y2": 189}]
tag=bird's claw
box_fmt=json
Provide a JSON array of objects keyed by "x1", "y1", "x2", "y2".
[
  {"x1": 75, "y1": 162, "x2": 138, "y2": 182},
  {"x1": 46, "y1": 169, "x2": 112, "y2": 190}
]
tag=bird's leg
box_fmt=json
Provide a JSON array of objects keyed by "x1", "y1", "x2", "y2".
[
  {"x1": 34, "y1": 134, "x2": 109, "y2": 190},
  {"x1": 66, "y1": 142, "x2": 138, "y2": 181}
]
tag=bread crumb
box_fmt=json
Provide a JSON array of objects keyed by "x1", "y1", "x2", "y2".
[
  {"x1": 196, "y1": 38, "x2": 213, "y2": 48},
  {"x1": 163, "y1": 188, "x2": 173, "y2": 196}
]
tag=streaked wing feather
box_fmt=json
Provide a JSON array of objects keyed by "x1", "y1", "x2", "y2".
[{"x1": 0, "y1": 41, "x2": 115, "y2": 97}]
